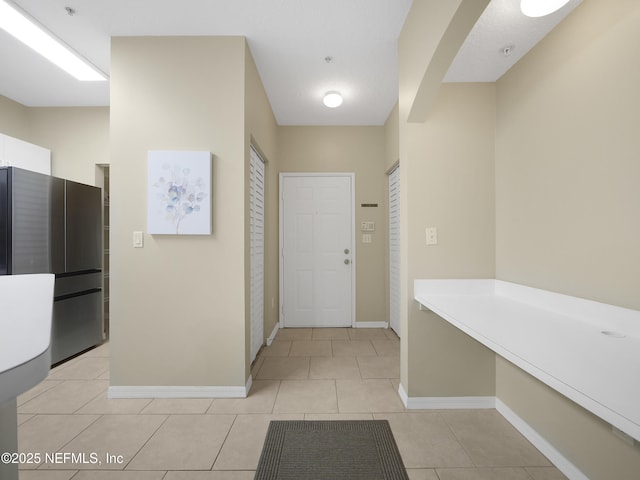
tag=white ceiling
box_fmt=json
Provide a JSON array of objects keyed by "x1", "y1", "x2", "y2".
[
  {"x1": 0, "y1": 0, "x2": 582, "y2": 126},
  {"x1": 445, "y1": 0, "x2": 582, "y2": 82}
]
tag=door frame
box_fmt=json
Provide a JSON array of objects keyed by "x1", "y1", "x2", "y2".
[{"x1": 279, "y1": 172, "x2": 356, "y2": 328}]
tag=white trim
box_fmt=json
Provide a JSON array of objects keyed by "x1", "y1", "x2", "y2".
[
  {"x1": 279, "y1": 172, "x2": 356, "y2": 329},
  {"x1": 108, "y1": 376, "x2": 253, "y2": 399},
  {"x1": 266, "y1": 322, "x2": 280, "y2": 346},
  {"x1": 354, "y1": 321, "x2": 389, "y2": 329},
  {"x1": 398, "y1": 384, "x2": 494, "y2": 409},
  {"x1": 245, "y1": 374, "x2": 253, "y2": 396},
  {"x1": 398, "y1": 383, "x2": 409, "y2": 406},
  {"x1": 496, "y1": 398, "x2": 589, "y2": 480},
  {"x1": 405, "y1": 395, "x2": 495, "y2": 410}
]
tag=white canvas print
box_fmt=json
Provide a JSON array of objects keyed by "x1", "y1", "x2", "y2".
[{"x1": 147, "y1": 150, "x2": 212, "y2": 235}]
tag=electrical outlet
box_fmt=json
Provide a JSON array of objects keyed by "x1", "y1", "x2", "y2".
[{"x1": 362, "y1": 234, "x2": 372, "y2": 244}]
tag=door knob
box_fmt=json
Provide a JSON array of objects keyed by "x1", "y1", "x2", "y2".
[
  {"x1": 344, "y1": 248, "x2": 350, "y2": 254},
  {"x1": 344, "y1": 259, "x2": 350, "y2": 265}
]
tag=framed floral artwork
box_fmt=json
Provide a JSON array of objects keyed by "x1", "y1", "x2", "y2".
[{"x1": 147, "y1": 150, "x2": 212, "y2": 235}]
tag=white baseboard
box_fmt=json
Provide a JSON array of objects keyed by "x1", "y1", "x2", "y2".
[
  {"x1": 398, "y1": 383, "x2": 409, "y2": 406},
  {"x1": 108, "y1": 375, "x2": 253, "y2": 399},
  {"x1": 398, "y1": 386, "x2": 495, "y2": 409},
  {"x1": 245, "y1": 374, "x2": 253, "y2": 395},
  {"x1": 354, "y1": 321, "x2": 389, "y2": 329},
  {"x1": 496, "y1": 398, "x2": 588, "y2": 480},
  {"x1": 266, "y1": 322, "x2": 280, "y2": 346}
]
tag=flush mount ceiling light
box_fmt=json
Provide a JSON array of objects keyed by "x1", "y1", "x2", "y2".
[
  {"x1": 323, "y1": 91, "x2": 343, "y2": 108},
  {"x1": 520, "y1": 0, "x2": 571, "y2": 17},
  {"x1": 0, "y1": 0, "x2": 106, "y2": 81}
]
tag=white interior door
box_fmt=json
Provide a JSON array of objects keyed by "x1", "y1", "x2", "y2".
[
  {"x1": 281, "y1": 174, "x2": 354, "y2": 328},
  {"x1": 388, "y1": 165, "x2": 401, "y2": 336},
  {"x1": 249, "y1": 147, "x2": 265, "y2": 361}
]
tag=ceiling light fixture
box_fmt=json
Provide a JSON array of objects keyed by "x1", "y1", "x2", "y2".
[
  {"x1": 0, "y1": 0, "x2": 106, "y2": 81},
  {"x1": 323, "y1": 91, "x2": 343, "y2": 108},
  {"x1": 520, "y1": 0, "x2": 571, "y2": 17}
]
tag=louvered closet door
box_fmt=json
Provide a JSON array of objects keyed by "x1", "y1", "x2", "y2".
[
  {"x1": 250, "y1": 147, "x2": 265, "y2": 362},
  {"x1": 388, "y1": 165, "x2": 401, "y2": 336}
]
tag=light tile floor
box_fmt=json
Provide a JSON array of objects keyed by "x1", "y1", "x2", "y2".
[{"x1": 17, "y1": 328, "x2": 567, "y2": 479}]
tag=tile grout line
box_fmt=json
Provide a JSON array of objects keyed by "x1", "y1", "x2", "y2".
[
  {"x1": 437, "y1": 411, "x2": 477, "y2": 468},
  {"x1": 45, "y1": 412, "x2": 103, "y2": 471},
  {"x1": 16, "y1": 380, "x2": 62, "y2": 409},
  {"x1": 270, "y1": 380, "x2": 282, "y2": 415},
  {"x1": 72, "y1": 379, "x2": 112, "y2": 415},
  {"x1": 209, "y1": 413, "x2": 239, "y2": 471},
  {"x1": 118, "y1": 413, "x2": 172, "y2": 471}
]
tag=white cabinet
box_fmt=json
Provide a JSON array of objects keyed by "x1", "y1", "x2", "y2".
[{"x1": 0, "y1": 134, "x2": 51, "y2": 175}]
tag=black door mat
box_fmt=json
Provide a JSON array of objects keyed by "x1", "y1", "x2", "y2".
[{"x1": 254, "y1": 420, "x2": 409, "y2": 480}]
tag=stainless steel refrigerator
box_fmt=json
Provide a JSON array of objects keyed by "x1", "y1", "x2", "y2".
[{"x1": 0, "y1": 167, "x2": 103, "y2": 364}]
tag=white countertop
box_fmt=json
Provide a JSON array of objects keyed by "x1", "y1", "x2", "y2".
[
  {"x1": 0, "y1": 274, "x2": 54, "y2": 404},
  {"x1": 414, "y1": 279, "x2": 640, "y2": 441}
]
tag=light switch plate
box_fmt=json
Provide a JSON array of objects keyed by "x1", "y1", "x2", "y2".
[
  {"x1": 362, "y1": 234, "x2": 372, "y2": 244},
  {"x1": 426, "y1": 227, "x2": 438, "y2": 245},
  {"x1": 133, "y1": 231, "x2": 144, "y2": 248}
]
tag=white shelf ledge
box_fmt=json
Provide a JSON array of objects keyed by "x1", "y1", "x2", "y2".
[{"x1": 414, "y1": 279, "x2": 640, "y2": 441}]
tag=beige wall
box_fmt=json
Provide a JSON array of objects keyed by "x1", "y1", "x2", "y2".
[
  {"x1": 0, "y1": 95, "x2": 30, "y2": 140},
  {"x1": 496, "y1": 0, "x2": 640, "y2": 311},
  {"x1": 493, "y1": 0, "x2": 640, "y2": 476},
  {"x1": 29, "y1": 107, "x2": 109, "y2": 185},
  {"x1": 384, "y1": 102, "x2": 399, "y2": 171},
  {"x1": 278, "y1": 126, "x2": 388, "y2": 325},
  {"x1": 497, "y1": 358, "x2": 640, "y2": 479},
  {"x1": 0, "y1": 96, "x2": 108, "y2": 187},
  {"x1": 401, "y1": 84, "x2": 497, "y2": 397},
  {"x1": 110, "y1": 36, "x2": 249, "y2": 387},
  {"x1": 397, "y1": 0, "x2": 495, "y2": 396}
]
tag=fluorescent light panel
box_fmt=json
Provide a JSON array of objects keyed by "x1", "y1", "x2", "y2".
[{"x1": 0, "y1": 0, "x2": 106, "y2": 81}]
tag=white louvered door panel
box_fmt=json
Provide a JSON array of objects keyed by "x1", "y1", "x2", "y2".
[
  {"x1": 388, "y1": 165, "x2": 401, "y2": 336},
  {"x1": 249, "y1": 147, "x2": 265, "y2": 362}
]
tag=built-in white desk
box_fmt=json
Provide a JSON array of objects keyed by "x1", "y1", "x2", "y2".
[{"x1": 414, "y1": 279, "x2": 640, "y2": 442}]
